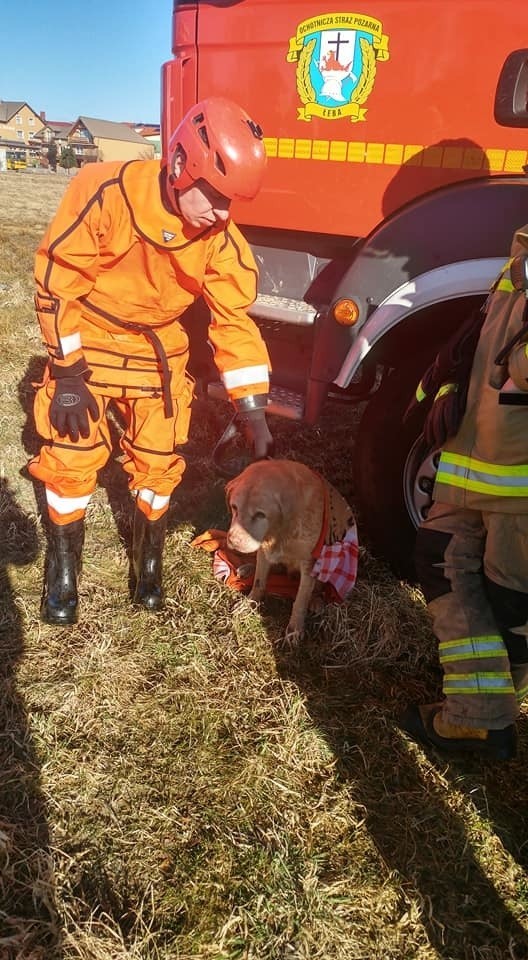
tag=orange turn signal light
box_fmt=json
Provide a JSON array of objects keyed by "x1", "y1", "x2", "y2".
[{"x1": 332, "y1": 298, "x2": 360, "y2": 326}]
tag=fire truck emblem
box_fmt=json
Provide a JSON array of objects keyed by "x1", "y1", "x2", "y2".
[{"x1": 287, "y1": 13, "x2": 389, "y2": 122}]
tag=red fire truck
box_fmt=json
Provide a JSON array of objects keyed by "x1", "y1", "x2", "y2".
[{"x1": 162, "y1": 0, "x2": 528, "y2": 572}]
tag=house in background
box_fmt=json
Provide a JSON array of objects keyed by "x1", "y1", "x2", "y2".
[
  {"x1": 67, "y1": 117, "x2": 154, "y2": 164},
  {"x1": 30, "y1": 115, "x2": 70, "y2": 160},
  {"x1": 39, "y1": 119, "x2": 72, "y2": 149},
  {"x1": 0, "y1": 99, "x2": 43, "y2": 169},
  {"x1": 1, "y1": 102, "x2": 157, "y2": 170},
  {"x1": 0, "y1": 99, "x2": 42, "y2": 144},
  {"x1": 131, "y1": 122, "x2": 161, "y2": 159}
]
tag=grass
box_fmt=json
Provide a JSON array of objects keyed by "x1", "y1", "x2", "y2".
[{"x1": 1, "y1": 169, "x2": 528, "y2": 959}]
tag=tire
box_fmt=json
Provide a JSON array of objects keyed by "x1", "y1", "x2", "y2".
[{"x1": 353, "y1": 363, "x2": 438, "y2": 579}]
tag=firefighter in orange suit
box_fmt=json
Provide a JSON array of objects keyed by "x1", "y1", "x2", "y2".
[{"x1": 28, "y1": 97, "x2": 273, "y2": 626}]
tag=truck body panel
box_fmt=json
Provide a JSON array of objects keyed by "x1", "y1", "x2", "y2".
[{"x1": 181, "y1": 1, "x2": 528, "y2": 236}]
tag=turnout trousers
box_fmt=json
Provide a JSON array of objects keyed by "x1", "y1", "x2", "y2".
[
  {"x1": 415, "y1": 501, "x2": 528, "y2": 729},
  {"x1": 28, "y1": 373, "x2": 194, "y2": 525}
]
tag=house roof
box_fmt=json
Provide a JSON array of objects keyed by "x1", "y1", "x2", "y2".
[
  {"x1": 0, "y1": 100, "x2": 29, "y2": 122},
  {"x1": 47, "y1": 121, "x2": 72, "y2": 133},
  {"x1": 73, "y1": 116, "x2": 147, "y2": 144},
  {"x1": 31, "y1": 121, "x2": 74, "y2": 141},
  {"x1": 135, "y1": 125, "x2": 161, "y2": 138}
]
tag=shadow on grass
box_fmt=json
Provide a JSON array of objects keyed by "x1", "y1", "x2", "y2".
[
  {"x1": 0, "y1": 478, "x2": 62, "y2": 957},
  {"x1": 446, "y1": 714, "x2": 528, "y2": 875},
  {"x1": 171, "y1": 401, "x2": 528, "y2": 951},
  {"x1": 269, "y1": 596, "x2": 528, "y2": 960}
]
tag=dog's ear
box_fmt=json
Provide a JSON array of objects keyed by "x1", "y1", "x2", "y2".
[{"x1": 225, "y1": 477, "x2": 236, "y2": 509}]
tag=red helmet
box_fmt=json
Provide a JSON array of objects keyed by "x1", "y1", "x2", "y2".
[{"x1": 168, "y1": 97, "x2": 266, "y2": 200}]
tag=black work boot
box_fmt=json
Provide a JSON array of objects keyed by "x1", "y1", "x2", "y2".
[
  {"x1": 41, "y1": 519, "x2": 85, "y2": 626},
  {"x1": 132, "y1": 507, "x2": 168, "y2": 611}
]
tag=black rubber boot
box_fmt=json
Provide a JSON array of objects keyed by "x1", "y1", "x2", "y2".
[
  {"x1": 132, "y1": 507, "x2": 168, "y2": 611},
  {"x1": 41, "y1": 519, "x2": 84, "y2": 626}
]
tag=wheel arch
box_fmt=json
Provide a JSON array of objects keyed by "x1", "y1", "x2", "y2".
[
  {"x1": 318, "y1": 175, "x2": 528, "y2": 386},
  {"x1": 334, "y1": 258, "x2": 503, "y2": 388}
]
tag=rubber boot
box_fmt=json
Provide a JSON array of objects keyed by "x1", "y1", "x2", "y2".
[
  {"x1": 41, "y1": 519, "x2": 84, "y2": 626},
  {"x1": 132, "y1": 507, "x2": 168, "y2": 611}
]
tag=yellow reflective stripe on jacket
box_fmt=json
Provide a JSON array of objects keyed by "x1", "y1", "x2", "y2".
[
  {"x1": 434, "y1": 382, "x2": 457, "y2": 401},
  {"x1": 415, "y1": 380, "x2": 426, "y2": 403},
  {"x1": 439, "y1": 636, "x2": 507, "y2": 663},
  {"x1": 496, "y1": 257, "x2": 514, "y2": 292},
  {"x1": 436, "y1": 452, "x2": 528, "y2": 497},
  {"x1": 443, "y1": 671, "x2": 515, "y2": 695}
]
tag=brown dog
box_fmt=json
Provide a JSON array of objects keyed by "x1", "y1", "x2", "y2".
[{"x1": 225, "y1": 459, "x2": 356, "y2": 642}]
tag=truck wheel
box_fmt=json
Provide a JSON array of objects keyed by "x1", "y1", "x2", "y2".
[{"x1": 353, "y1": 364, "x2": 438, "y2": 579}]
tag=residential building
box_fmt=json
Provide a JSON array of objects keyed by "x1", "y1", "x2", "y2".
[
  {"x1": 33, "y1": 119, "x2": 72, "y2": 147},
  {"x1": 0, "y1": 100, "x2": 42, "y2": 145},
  {"x1": 67, "y1": 116, "x2": 154, "y2": 164},
  {"x1": 1, "y1": 102, "x2": 157, "y2": 170},
  {"x1": 0, "y1": 99, "x2": 44, "y2": 169},
  {"x1": 131, "y1": 123, "x2": 161, "y2": 159}
]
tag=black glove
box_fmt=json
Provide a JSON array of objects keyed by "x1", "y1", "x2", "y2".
[
  {"x1": 50, "y1": 374, "x2": 99, "y2": 442},
  {"x1": 423, "y1": 383, "x2": 466, "y2": 450},
  {"x1": 238, "y1": 407, "x2": 274, "y2": 460}
]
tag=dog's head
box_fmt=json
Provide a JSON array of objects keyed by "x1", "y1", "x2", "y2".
[{"x1": 225, "y1": 461, "x2": 289, "y2": 554}]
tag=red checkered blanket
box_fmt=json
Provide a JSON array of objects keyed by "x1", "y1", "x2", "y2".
[
  {"x1": 192, "y1": 521, "x2": 358, "y2": 605},
  {"x1": 311, "y1": 522, "x2": 359, "y2": 601}
]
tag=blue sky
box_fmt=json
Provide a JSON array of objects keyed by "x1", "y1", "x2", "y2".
[{"x1": 1, "y1": 0, "x2": 173, "y2": 124}]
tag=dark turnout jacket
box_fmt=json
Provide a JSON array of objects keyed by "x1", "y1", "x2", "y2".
[{"x1": 434, "y1": 225, "x2": 528, "y2": 513}]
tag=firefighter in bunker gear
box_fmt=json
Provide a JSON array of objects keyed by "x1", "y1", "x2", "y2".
[
  {"x1": 404, "y1": 304, "x2": 488, "y2": 451},
  {"x1": 29, "y1": 97, "x2": 272, "y2": 624},
  {"x1": 400, "y1": 225, "x2": 528, "y2": 760}
]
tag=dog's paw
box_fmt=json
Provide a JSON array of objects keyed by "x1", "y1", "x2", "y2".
[{"x1": 281, "y1": 623, "x2": 304, "y2": 648}]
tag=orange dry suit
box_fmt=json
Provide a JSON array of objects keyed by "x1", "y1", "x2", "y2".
[
  {"x1": 415, "y1": 224, "x2": 528, "y2": 731},
  {"x1": 28, "y1": 159, "x2": 271, "y2": 524}
]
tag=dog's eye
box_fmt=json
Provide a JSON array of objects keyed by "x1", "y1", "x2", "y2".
[{"x1": 253, "y1": 511, "x2": 266, "y2": 521}]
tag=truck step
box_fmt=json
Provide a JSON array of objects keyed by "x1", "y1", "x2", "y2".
[
  {"x1": 207, "y1": 382, "x2": 305, "y2": 421},
  {"x1": 248, "y1": 294, "x2": 316, "y2": 326}
]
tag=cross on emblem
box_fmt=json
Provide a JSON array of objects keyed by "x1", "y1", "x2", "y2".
[{"x1": 327, "y1": 32, "x2": 350, "y2": 61}]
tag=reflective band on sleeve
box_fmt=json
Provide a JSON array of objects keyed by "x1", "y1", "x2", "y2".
[
  {"x1": 436, "y1": 452, "x2": 528, "y2": 497},
  {"x1": 416, "y1": 381, "x2": 426, "y2": 403},
  {"x1": 60, "y1": 332, "x2": 82, "y2": 356},
  {"x1": 443, "y1": 671, "x2": 515, "y2": 695},
  {"x1": 46, "y1": 488, "x2": 91, "y2": 514},
  {"x1": 439, "y1": 635, "x2": 507, "y2": 663},
  {"x1": 435, "y1": 382, "x2": 457, "y2": 401},
  {"x1": 221, "y1": 365, "x2": 270, "y2": 391},
  {"x1": 497, "y1": 278, "x2": 515, "y2": 292},
  {"x1": 137, "y1": 489, "x2": 171, "y2": 511}
]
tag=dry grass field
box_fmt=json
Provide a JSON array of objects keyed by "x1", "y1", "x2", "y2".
[{"x1": 1, "y1": 169, "x2": 528, "y2": 959}]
